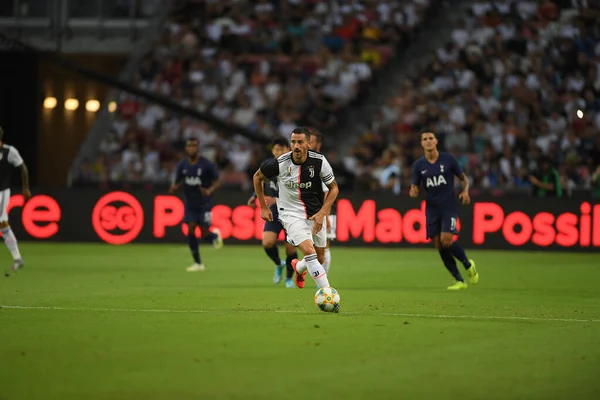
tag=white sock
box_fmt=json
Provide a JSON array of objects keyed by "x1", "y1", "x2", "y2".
[
  {"x1": 323, "y1": 248, "x2": 331, "y2": 274},
  {"x1": 296, "y1": 258, "x2": 307, "y2": 273},
  {"x1": 305, "y1": 254, "x2": 330, "y2": 288},
  {"x1": 1, "y1": 226, "x2": 22, "y2": 261}
]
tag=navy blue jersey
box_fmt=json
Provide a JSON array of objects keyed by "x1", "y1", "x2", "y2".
[
  {"x1": 262, "y1": 158, "x2": 279, "y2": 197},
  {"x1": 412, "y1": 152, "x2": 462, "y2": 211},
  {"x1": 174, "y1": 157, "x2": 219, "y2": 208}
]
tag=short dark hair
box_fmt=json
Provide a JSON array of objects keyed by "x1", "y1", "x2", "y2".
[
  {"x1": 291, "y1": 127, "x2": 311, "y2": 140},
  {"x1": 271, "y1": 137, "x2": 290, "y2": 148},
  {"x1": 420, "y1": 131, "x2": 436, "y2": 139},
  {"x1": 186, "y1": 137, "x2": 199, "y2": 144},
  {"x1": 308, "y1": 127, "x2": 323, "y2": 144}
]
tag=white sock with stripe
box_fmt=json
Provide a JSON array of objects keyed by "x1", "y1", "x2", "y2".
[
  {"x1": 305, "y1": 254, "x2": 329, "y2": 288},
  {"x1": 295, "y1": 258, "x2": 307, "y2": 273},
  {"x1": 323, "y1": 248, "x2": 331, "y2": 274},
  {"x1": 1, "y1": 226, "x2": 22, "y2": 261}
]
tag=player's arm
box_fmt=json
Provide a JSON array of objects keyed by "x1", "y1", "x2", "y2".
[
  {"x1": 254, "y1": 158, "x2": 279, "y2": 221},
  {"x1": 409, "y1": 162, "x2": 420, "y2": 198},
  {"x1": 204, "y1": 163, "x2": 221, "y2": 196},
  {"x1": 592, "y1": 166, "x2": 600, "y2": 183},
  {"x1": 320, "y1": 179, "x2": 339, "y2": 216},
  {"x1": 452, "y1": 157, "x2": 471, "y2": 205},
  {"x1": 8, "y1": 147, "x2": 30, "y2": 199},
  {"x1": 247, "y1": 191, "x2": 258, "y2": 207},
  {"x1": 169, "y1": 162, "x2": 183, "y2": 194},
  {"x1": 316, "y1": 158, "x2": 338, "y2": 216}
]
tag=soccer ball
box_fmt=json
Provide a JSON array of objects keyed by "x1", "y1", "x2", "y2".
[{"x1": 314, "y1": 287, "x2": 341, "y2": 313}]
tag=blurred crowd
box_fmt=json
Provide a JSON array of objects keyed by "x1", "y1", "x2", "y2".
[
  {"x1": 347, "y1": 0, "x2": 600, "y2": 196},
  {"x1": 76, "y1": 0, "x2": 433, "y2": 189}
]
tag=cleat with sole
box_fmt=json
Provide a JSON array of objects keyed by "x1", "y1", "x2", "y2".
[
  {"x1": 186, "y1": 263, "x2": 205, "y2": 272},
  {"x1": 285, "y1": 279, "x2": 295, "y2": 288},
  {"x1": 466, "y1": 259, "x2": 478, "y2": 284},
  {"x1": 291, "y1": 259, "x2": 306, "y2": 289},
  {"x1": 212, "y1": 228, "x2": 223, "y2": 249},
  {"x1": 447, "y1": 281, "x2": 468, "y2": 291},
  {"x1": 273, "y1": 262, "x2": 284, "y2": 284}
]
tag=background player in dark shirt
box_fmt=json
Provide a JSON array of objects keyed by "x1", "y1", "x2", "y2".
[
  {"x1": 169, "y1": 138, "x2": 223, "y2": 272},
  {"x1": 529, "y1": 156, "x2": 563, "y2": 197},
  {"x1": 410, "y1": 132, "x2": 479, "y2": 290},
  {"x1": 247, "y1": 137, "x2": 298, "y2": 288}
]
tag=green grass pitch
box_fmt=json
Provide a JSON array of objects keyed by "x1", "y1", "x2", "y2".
[{"x1": 1, "y1": 243, "x2": 599, "y2": 400}]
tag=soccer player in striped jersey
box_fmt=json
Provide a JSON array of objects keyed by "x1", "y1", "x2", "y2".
[
  {"x1": 307, "y1": 128, "x2": 335, "y2": 279},
  {"x1": 247, "y1": 137, "x2": 298, "y2": 288},
  {"x1": 253, "y1": 128, "x2": 339, "y2": 289},
  {"x1": 0, "y1": 126, "x2": 31, "y2": 276}
]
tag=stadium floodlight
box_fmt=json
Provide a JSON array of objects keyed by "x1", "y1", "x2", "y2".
[
  {"x1": 108, "y1": 101, "x2": 117, "y2": 112},
  {"x1": 86, "y1": 100, "x2": 100, "y2": 112},
  {"x1": 64, "y1": 98, "x2": 79, "y2": 111},
  {"x1": 43, "y1": 97, "x2": 57, "y2": 109}
]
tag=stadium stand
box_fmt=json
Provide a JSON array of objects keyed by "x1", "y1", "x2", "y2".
[
  {"x1": 351, "y1": 0, "x2": 600, "y2": 196},
  {"x1": 73, "y1": 0, "x2": 436, "y2": 189}
]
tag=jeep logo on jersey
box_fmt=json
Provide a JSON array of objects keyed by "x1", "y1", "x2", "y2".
[
  {"x1": 185, "y1": 176, "x2": 202, "y2": 186},
  {"x1": 426, "y1": 175, "x2": 447, "y2": 188},
  {"x1": 285, "y1": 181, "x2": 313, "y2": 189}
]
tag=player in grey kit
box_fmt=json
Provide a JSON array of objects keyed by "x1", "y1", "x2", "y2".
[
  {"x1": 0, "y1": 126, "x2": 31, "y2": 277},
  {"x1": 410, "y1": 132, "x2": 479, "y2": 290}
]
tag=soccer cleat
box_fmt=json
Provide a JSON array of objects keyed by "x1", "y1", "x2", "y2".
[
  {"x1": 466, "y1": 259, "x2": 478, "y2": 285},
  {"x1": 447, "y1": 281, "x2": 468, "y2": 291},
  {"x1": 273, "y1": 262, "x2": 284, "y2": 284},
  {"x1": 212, "y1": 228, "x2": 223, "y2": 249},
  {"x1": 291, "y1": 259, "x2": 306, "y2": 289},
  {"x1": 285, "y1": 279, "x2": 295, "y2": 288},
  {"x1": 186, "y1": 263, "x2": 205, "y2": 272},
  {"x1": 6, "y1": 259, "x2": 24, "y2": 276}
]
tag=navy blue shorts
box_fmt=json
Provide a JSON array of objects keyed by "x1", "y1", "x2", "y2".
[
  {"x1": 183, "y1": 206, "x2": 212, "y2": 227},
  {"x1": 264, "y1": 205, "x2": 284, "y2": 234},
  {"x1": 426, "y1": 208, "x2": 458, "y2": 239}
]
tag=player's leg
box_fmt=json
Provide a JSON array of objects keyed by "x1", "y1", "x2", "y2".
[
  {"x1": 1, "y1": 189, "x2": 24, "y2": 276},
  {"x1": 428, "y1": 211, "x2": 465, "y2": 289},
  {"x1": 198, "y1": 209, "x2": 222, "y2": 249},
  {"x1": 185, "y1": 217, "x2": 205, "y2": 271},
  {"x1": 323, "y1": 240, "x2": 332, "y2": 274},
  {"x1": 292, "y1": 220, "x2": 330, "y2": 289},
  {"x1": 434, "y1": 235, "x2": 465, "y2": 290},
  {"x1": 442, "y1": 214, "x2": 478, "y2": 285},
  {"x1": 262, "y1": 228, "x2": 284, "y2": 284},
  {"x1": 324, "y1": 213, "x2": 336, "y2": 270},
  {"x1": 284, "y1": 241, "x2": 297, "y2": 288}
]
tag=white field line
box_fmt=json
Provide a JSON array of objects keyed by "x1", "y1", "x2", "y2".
[{"x1": 1, "y1": 305, "x2": 599, "y2": 324}]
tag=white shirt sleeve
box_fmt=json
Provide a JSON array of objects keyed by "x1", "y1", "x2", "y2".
[
  {"x1": 320, "y1": 157, "x2": 335, "y2": 186},
  {"x1": 7, "y1": 146, "x2": 23, "y2": 167},
  {"x1": 322, "y1": 182, "x2": 329, "y2": 193}
]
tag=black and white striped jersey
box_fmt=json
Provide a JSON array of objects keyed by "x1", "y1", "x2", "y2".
[
  {"x1": 260, "y1": 150, "x2": 335, "y2": 219},
  {"x1": 0, "y1": 144, "x2": 23, "y2": 191}
]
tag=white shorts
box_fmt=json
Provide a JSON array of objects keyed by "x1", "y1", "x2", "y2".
[
  {"x1": 281, "y1": 215, "x2": 327, "y2": 248},
  {"x1": 0, "y1": 189, "x2": 10, "y2": 222},
  {"x1": 327, "y1": 215, "x2": 336, "y2": 241}
]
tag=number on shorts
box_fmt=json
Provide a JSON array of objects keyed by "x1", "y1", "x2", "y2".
[
  {"x1": 204, "y1": 212, "x2": 212, "y2": 225},
  {"x1": 450, "y1": 217, "x2": 457, "y2": 231}
]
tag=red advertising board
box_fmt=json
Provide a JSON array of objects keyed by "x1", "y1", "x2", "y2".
[{"x1": 4, "y1": 189, "x2": 599, "y2": 251}]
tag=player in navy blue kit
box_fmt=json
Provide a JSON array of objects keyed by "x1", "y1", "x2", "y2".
[
  {"x1": 169, "y1": 138, "x2": 223, "y2": 272},
  {"x1": 247, "y1": 137, "x2": 298, "y2": 288},
  {"x1": 410, "y1": 132, "x2": 479, "y2": 290}
]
